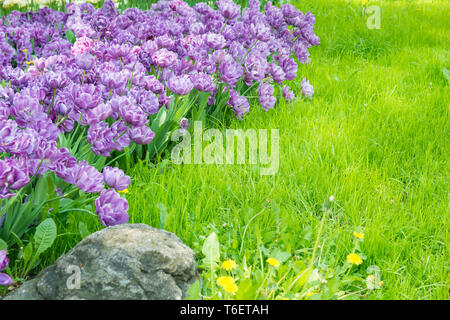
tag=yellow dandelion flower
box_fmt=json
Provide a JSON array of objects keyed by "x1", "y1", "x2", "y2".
[
  {"x1": 118, "y1": 188, "x2": 129, "y2": 194},
  {"x1": 379, "y1": 281, "x2": 384, "y2": 287},
  {"x1": 346, "y1": 253, "x2": 363, "y2": 265},
  {"x1": 266, "y1": 257, "x2": 280, "y2": 267},
  {"x1": 353, "y1": 231, "x2": 364, "y2": 240},
  {"x1": 217, "y1": 276, "x2": 238, "y2": 294},
  {"x1": 305, "y1": 290, "x2": 319, "y2": 297},
  {"x1": 221, "y1": 259, "x2": 237, "y2": 271}
]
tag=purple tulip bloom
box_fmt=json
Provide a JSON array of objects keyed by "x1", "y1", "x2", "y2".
[
  {"x1": 75, "y1": 53, "x2": 96, "y2": 70},
  {"x1": 167, "y1": 75, "x2": 194, "y2": 96},
  {"x1": 258, "y1": 82, "x2": 276, "y2": 111},
  {"x1": 145, "y1": 75, "x2": 165, "y2": 94},
  {"x1": 0, "y1": 273, "x2": 12, "y2": 286},
  {"x1": 250, "y1": 23, "x2": 272, "y2": 42},
  {"x1": 95, "y1": 189, "x2": 129, "y2": 227},
  {"x1": 282, "y1": 85, "x2": 295, "y2": 102},
  {"x1": 229, "y1": 89, "x2": 250, "y2": 119},
  {"x1": 191, "y1": 73, "x2": 217, "y2": 93},
  {"x1": 301, "y1": 78, "x2": 314, "y2": 100},
  {"x1": 44, "y1": 71, "x2": 69, "y2": 90},
  {"x1": 70, "y1": 161, "x2": 105, "y2": 194},
  {"x1": 136, "y1": 90, "x2": 160, "y2": 114},
  {"x1": 0, "y1": 250, "x2": 12, "y2": 286},
  {"x1": 269, "y1": 62, "x2": 286, "y2": 84},
  {"x1": 87, "y1": 122, "x2": 117, "y2": 157},
  {"x1": 72, "y1": 84, "x2": 103, "y2": 110},
  {"x1": 179, "y1": 117, "x2": 190, "y2": 135},
  {"x1": 130, "y1": 126, "x2": 155, "y2": 145},
  {"x1": 0, "y1": 250, "x2": 9, "y2": 271},
  {"x1": 217, "y1": 0, "x2": 240, "y2": 19},
  {"x1": 220, "y1": 58, "x2": 244, "y2": 88},
  {"x1": 152, "y1": 48, "x2": 178, "y2": 68},
  {"x1": 103, "y1": 166, "x2": 130, "y2": 191},
  {"x1": 204, "y1": 33, "x2": 226, "y2": 50},
  {"x1": 120, "y1": 103, "x2": 148, "y2": 127}
]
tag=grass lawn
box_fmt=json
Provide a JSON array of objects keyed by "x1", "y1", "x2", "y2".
[{"x1": 3, "y1": 0, "x2": 448, "y2": 300}]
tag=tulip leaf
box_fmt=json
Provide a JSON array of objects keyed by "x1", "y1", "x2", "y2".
[
  {"x1": 202, "y1": 231, "x2": 220, "y2": 271},
  {"x1": 65, "y1": 30, "x2": 76, "y2": 44},
  {"x1": 0, "y1": 239, "x2": 7, "y2": 251},
  {"x1": 34, "y1": 218, "x2": 57, "y2": 258},
  {"x1": 185, "y1": 280, "x2": 201, "y2": 300}
]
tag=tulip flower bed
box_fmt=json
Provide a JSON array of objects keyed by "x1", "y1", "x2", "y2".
[{"x1": 0, "y1": 0, "x2": 319, "y2": 287}]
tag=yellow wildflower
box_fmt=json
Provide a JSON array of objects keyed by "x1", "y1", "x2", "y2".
[
  {"x1": 346, "y1": 253, "x2": 363, "y2": 265},
  {"x1": 221, "y1": 259, "x2": 237, "y2": 271},
  {"x1": 118, "y1": 188, "x2": 129, "y2": 194},
  {"x1": 379, "y1": 281, "x2": 384, "y2": 287},
  {"x1": 217, "y1": 276, "x2": 238, "y2": 294},
  {"x1": 353, "y1": 231, "x2": 364, "y2": 240},
  {"x1": 266, "y1": 257, "x2": 280, "y2": 267},
  {"x1": 306, "y1": 290, "x2": 319, "y2": 297}
]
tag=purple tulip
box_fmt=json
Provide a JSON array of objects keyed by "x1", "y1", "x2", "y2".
[
  {"x1": 258, "y1": 82, "x2": 276, "y2": 111},
  {"x1": 70, "y1": 161, "x2": 105, "y2": 194},
  {"x1": 204, "y1": 33, "x2": 227, "y2": 50},
  {"x1": 0, "y1": 250, "x2": 12, "y2": 286},
  {"x1": 301, "y1": 78, "x2": 314, "y2": 100},
  {"x1": 167, "y1": 75, "x2": 194, "y2": 96},
  {"x1": 145, "y1": 76, "x2": 165, "y2": 94},
  {"x1": 0, "y1": 250, "x2": 10, "y2": 271},
  {"x1": 282, "y1": 85, "x2": 295, "y2": 102},
  {"x1": 229, "y1": 89, "x2": 250, "y2": 119},
  {"x1": 220, "y1": 57, "x2": 244, "y2": 88},
  {"x1": 44, "y1": 71, "x2": 69, "y2": 90},
  {"x1": 87, "y1": 122, "x2": 117, "y2": 157},
  {"x1": 120, "y1": 103, "x2": 148, "y2": 127},
  {"x1": 269, "y1": 62, "x2": 286, "y2": 84},
  {"x1": 250, "y1": 23, "x2": 271, "y2": 42},
  {"x1": 75, "y1": 53, "x2": 96, "y2": 70},
  {"x1": 152, "y1": 48, "x2": 178, "y2": 68},
  {"x1": 72, "y1": 84, "x2": 103, "y2": 110},
  {"x1": 0, "y1": 273, "x2": 12, "y2": 286},
  {"x1": 103, "y1": 166, "x2": 130, "y2": 191},
  {"x1": 130, "y1": 126, "x2": 155, "y2": 145},
  {"x1": 191, "y1": 73, "x2": 217, "y2": 93},
  {"x1": 179, "y1": 117, "x2": 190, "y2": 135},
  {"x1": 217, "y1": 0, "x2": 240, "y2": 19},
  {"x1": 95, "y1": 189, "x2": 129, "y2": 227}
]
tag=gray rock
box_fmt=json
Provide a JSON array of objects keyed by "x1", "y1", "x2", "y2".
[{"x1": 5, "y1": 224, "x2": 198, "y2": 300}]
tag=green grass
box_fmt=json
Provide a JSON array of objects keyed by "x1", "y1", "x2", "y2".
[
  {"x1": 122, "y1": 0, "x2": 449, "y2": 299},
  {"x1": 2, "y1": 0, "x2": 449, "y2": 299}
]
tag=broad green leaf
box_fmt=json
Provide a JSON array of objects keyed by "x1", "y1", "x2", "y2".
[
  {"x1": 65, "y1": 30, "x2": 76, "y2": 44},
  {"x1": 236, "y1": 278, "x2": 257, "y2": 300},
  {"x1": 202, "y1": 232, "x2": 220, "y2": 272},
  {"x1": 0, "y1": 239, "x2": 7, "y2": 251},
  {"x1": 157, "y1": 203, "x2": 168, "y2": 229},
  {"x1": 185, "y1": 280, "x2": 201, "y2": 300},
  {"x1": 78, "y1": 221, "x2": 90, "y2": 239},
  {"x1": 34, "y1": 218, "x2": 57, "y2": 257},
  {"x1": 33, "y1": 175, "x2": 49, "y2": 207},
  {"x1": 443, "y1": 68, "x2": 450, "y2": 82},
  {"x1": 23, "y1": 242, "x2": 33, "y2": 266},
  {"x1": 270, "y1": 248, "x2": 291, "y2": 264}
]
